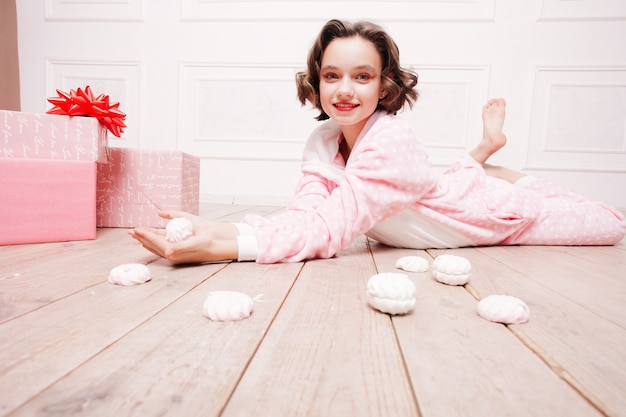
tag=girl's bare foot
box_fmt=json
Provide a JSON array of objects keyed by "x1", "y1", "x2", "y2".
[{"x1": 470, "y1": 98, "x2": 507, "y2": 164}]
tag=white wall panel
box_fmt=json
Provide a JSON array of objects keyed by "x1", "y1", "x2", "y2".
[
  {"x1": 179, "y1": 63, "x2": 319, "y2": 160},
  {"x1": 400, "y1": 65, "x2": 490, "y2": 166},
  {"x1": 180, "y1": 0, "x2": 496, "y2": 22},
  {"x1": 45, "y1": 59, "x2": 141, "y2": 148},
  {"x1": 45, "y1": 0, "x2": 144, "y2": 21},
  {"x1": 200, "y1": 159, "x2": 301, "y2": 205},
  {"x1": 527, "y1": 67, "x2": 626, "y2": 172},
  {"x1": 538, "y1": 0, "x2": 626, "y2": 21}
]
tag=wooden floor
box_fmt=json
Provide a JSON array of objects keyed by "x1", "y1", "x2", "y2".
[{"x1": 1, "y1": 203, "x2": 625, "y2": 417}]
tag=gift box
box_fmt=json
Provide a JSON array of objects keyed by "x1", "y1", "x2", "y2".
[
  {"x1": 96, "y1": 147, "x2": 200, "y2": 228},
  {"x1": 0, "y1": 108, "x2": 108, "y2": 246},
  {"x1": 0, "y1": 157, "x2": 97, "y2": 245},
  {"x1": 1, "y1": 109, "x2": 108, "y2": 162}
]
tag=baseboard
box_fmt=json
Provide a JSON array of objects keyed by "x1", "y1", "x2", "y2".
[{"x1": 200, "y1": 194, "x2": 291, "y2": 207}]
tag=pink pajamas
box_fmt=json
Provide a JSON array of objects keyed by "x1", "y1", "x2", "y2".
[
  {"x1": 242, "y1": 111, "x2": 625, "y2": 263},
  {"x1": 501, "y1": 176, "x2": 626, "y2": 246}
]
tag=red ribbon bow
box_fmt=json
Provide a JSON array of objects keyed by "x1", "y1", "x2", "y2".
[{"x1": 47, "y1": 86, "x2": 127, "y2": 138}]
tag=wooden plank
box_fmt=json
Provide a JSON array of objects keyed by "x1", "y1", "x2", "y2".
[
  {"x1": 0, "y1": 259, "x2": 228, "y2": 416},
  {"x1": 611, "y1": 233, "x2": 625, "y2": 252},
  {"x1": 214, "y1": 205, "x2": 284, "y2": 223},
  {"x1": 199, "y1": 202, "x2": 282, "y2": 221},
  {"x1": 0, "y1": 239, "x2": 72, "y2": 265},
  {"x1": 199, "y1": 201, "x2": 246, "y2": 218},
  {"x1": 3, "y1": 203, "x2": 622, "y2": 417},
  {"x1": 0, "y1": 204, "x2": 282, "y2": 323},
  {"x1": 460, "y1": 245, "x2": 626, "y2": 328},
  {"x1": 0, "y1": 237, "x2": 129, "y2": 277},
  {"x1": 8, "y1": 261, "x2": 303, "y2": 417},
  {"x1": 221, "y1": 237, "x2": 419, "y2": 417},
  {"x1": 433, "y1": 246, "x2": 626, "y2": 417},
  {"x1": 371, "y1": 243, "x2": 604, "y2": 417},
  {"x1": 0, "y1": 228, "x2": 159, "y2": 324}
]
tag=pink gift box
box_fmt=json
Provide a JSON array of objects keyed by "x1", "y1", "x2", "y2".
[
  {"x1": 1, "y1": 109, "x2": 108, "y2": 162},
  {"x1": 0, "y1": 157, "x2": 97, "y2": 245},
  {"x1": 96, "y1": 147, "x2": 200, "y2": 228}
]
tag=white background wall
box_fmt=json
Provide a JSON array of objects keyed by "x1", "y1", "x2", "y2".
[{"x1": 15, "y1": 0, "x2": 626, "y2": 209}]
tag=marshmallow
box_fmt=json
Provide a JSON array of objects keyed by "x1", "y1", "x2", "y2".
[
  {"x1": 165, "y1": 217, "x2": 193, "y2": 243},
  {"x1": 477, "y1": 295, "x2": 530, "y2": 324},
  {"x1": 367, "y1": 272, "x2": 416, "y2": 315},
  {"x1": 432, "y1": 254, "x2": 471, "y2": 285},
  {"x1": 203, "y1": 291, "x2": 254, "y2": 322},
  {"x1": 395, "y1": 256, "x2": 429, "y2": 272},
  {"x1": 108, "y1": 263, "x2": 152, "y2": 286}
]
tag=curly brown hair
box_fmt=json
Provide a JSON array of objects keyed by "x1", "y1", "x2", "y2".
[{"x1": 296, "y1": 19, "x2": 419, "y2": 121}]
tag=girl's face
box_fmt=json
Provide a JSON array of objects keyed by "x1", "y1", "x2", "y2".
[{"x1": 319, "y1": 36, "x2": 384, "y2": 142}]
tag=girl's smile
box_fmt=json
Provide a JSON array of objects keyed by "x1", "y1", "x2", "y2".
[{"x1": 334, "y1": 102, "x2": 359, "y2": 111}]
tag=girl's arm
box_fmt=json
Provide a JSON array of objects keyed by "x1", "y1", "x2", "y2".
[
  {"x1": 287, "y1": 173, "x2": 334, "y2": 212},
  {"x1": 244, "y1": 115, "x2": 437, "y2": 263}
]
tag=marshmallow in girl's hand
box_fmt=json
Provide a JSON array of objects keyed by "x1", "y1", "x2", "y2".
[{"x1": 165, "y1": 217, "x2": 194, "y2": 243}]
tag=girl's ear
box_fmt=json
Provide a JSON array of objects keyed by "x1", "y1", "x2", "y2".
[{"x1": 379, "y1": 90, "x2": 388, "y2": 99}]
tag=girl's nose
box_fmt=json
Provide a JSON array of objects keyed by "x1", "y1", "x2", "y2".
[{"x1": 337, "y1": 78, "x2": 354, "y2": 97}]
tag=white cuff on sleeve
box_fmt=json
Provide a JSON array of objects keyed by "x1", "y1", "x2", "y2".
[
  {"x1": 236, "y1": 234, "x2": 259, "y2": 262},
  {"x1": 232, "y1": 222, "x2": 258, "y2": 261},
  {"x1": 233, "y1": 222, "x2": 255, "y2": 235}
]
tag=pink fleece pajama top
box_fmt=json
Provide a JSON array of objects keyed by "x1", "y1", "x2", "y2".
[{"x1": 238, "y1": 111, "x2": 626, "y2": 263}]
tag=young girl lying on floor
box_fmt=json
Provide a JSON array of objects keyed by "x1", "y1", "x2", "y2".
[{"x1": 130, "y1": 19, "x2": 626, "y2": 264}]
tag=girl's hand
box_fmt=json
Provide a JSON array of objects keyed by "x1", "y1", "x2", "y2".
[
  {"x1": 128, "y1": 212, "x2": 240, "y2": 264},
  {"x1": 157, "y1": 211, "x2": 240, "y2": 239}
]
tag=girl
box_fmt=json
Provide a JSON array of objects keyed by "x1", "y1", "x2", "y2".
[{"x1": 130, "y1": 19, "x2": 625, "y2": 264}]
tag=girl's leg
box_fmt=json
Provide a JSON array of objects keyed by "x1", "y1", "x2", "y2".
[
  {"x1": 503, "y1": 177, "x2": 626, "y2": 245},
  {"x1": 483, "y1": 164, "x2": 526, "y2": 184},
  {"x1": 470, "y1": 98, "x2": 508, "y2": 164},
  {"x1": 468, "y1": 99, "x2": 625, "y2": 245},
  {"x1": 470, "y1": 98, "x2": 528, "y2": 184}
]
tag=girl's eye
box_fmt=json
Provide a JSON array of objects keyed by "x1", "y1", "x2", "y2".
[
  {"x1": 356, "y1": 73, "x2": 373, "y2": 82},
  {"x1": 322, "y1": 72, "x2": 339, "y2": 81}
]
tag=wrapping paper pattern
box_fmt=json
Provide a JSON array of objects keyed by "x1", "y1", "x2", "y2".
[
  {"x1": 1, "y1": 110, "x2": 108, "y2": 162},
  {"x1": 97, "y1": 147, "x2": 200, "y2": 228},
  {"x1": 0, "y1": 158, "x2": 97, "y2": 245}
]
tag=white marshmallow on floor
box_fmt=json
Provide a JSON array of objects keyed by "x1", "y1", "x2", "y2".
[
  {"x1": 477, "y1": 294, "x2": 530, "y2": 324},
  {"x1": 432, "y1": 254, "x2": 471, "y2": 285},
  {"x1": 395, "y1": 256, "x2": 429, "y2": 272},
  {"x1": 108, "y1": 263, "x2": 152, "y2": 286},
  {"x1": 367, "y1": 272, "x2": 416, "y2": 315},
  {"x1": 203, "y1": 290, "x2": 254, "y2": 322}
]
